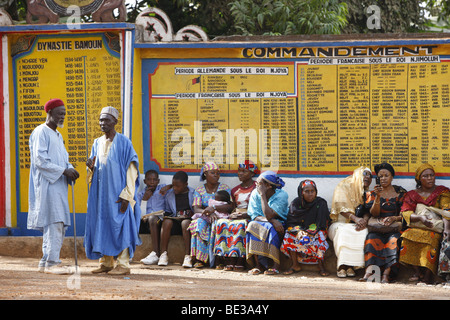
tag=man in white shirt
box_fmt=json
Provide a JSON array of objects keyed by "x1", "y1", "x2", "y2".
[{"x1": 28, "y1": 98, "x2": 80, "y2": 275}]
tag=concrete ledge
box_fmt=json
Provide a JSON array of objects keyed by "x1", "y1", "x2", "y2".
[
  {"x1": 0, "y1": 236, "x2": 87, "y2": 260},
  {"x1": 0, "y1": 235, "x2": 336, "y2": 272},
  {"x1": 133, "y1": 234, "x2": 338, "y2": 273},
  {"x1": 0, "y1": 235, "x2": 420, "y2": 281}
]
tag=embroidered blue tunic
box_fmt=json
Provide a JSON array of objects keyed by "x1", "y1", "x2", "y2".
[{"x1": 84, "y1": 133, "x2": 141, "y2": 260}]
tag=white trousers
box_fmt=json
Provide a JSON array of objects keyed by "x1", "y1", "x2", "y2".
[{"x1": 40, "y1": 222, "x2": 65, "y2": 268}]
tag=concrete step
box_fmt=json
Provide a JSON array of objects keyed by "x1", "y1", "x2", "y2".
[
  {"x1": 0, "y1": 235, "x2": 420, "y2": 281},
  {"x1": 0, "y1": 234, "x2": 336, "y2": 272}
]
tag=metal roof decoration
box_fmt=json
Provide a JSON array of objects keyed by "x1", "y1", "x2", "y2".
[{"x1": 135, "y1": 7, "x2": 208, "y2": 42}]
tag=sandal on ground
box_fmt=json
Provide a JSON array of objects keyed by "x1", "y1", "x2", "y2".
[
  {"x1": 319, "y1": 270, "x2": 330, "y2": 277},
  {"x1": 248, "y1": 267, "x2": 262, "y2": 275},
  {"x1": 337, "y1": 269, "x2": 347, "y2": 278},
  {"x1": 346, "y1": 268, "x2": 356, "y2": 277},
  {"x1": 264, "y1": 268, "x2": 280, "y2": 275},
  {"x1": 194, "y1": 262, "x2": 204, "y2": 268},
  {"x1": 233, "y1": 265, "x2": 245, "y2": 272},
  {"x1": 358, "y1": 274, "x2": 371, "y2": 282},
  {"x1": 283, "y1": 267, "x2": 301, "y2": 275},
  {"x1": 408, "y1": 274, "x2": 421, "y2": 282},
  {"x1": 215, "y1": 264, "x2": 224, "y2": 270},
  {"x1": 223, "y1": 265, "x2": 234, "y2": 271}
]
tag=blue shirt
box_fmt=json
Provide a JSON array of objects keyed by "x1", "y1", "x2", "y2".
[
  {"x1": 247, "y1": 188, "x2": 289, "y2": 221},
  {"x1": 164, "y1": 186, "x2": 195, "y2": 217},
  {"x1": 137, "y1": 184, "x2": 167, "y2": 215}
]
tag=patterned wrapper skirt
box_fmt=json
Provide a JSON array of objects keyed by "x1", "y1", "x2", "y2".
[
  {"x1": 188, "y1": 218, "x2": 211, "y2": 263},
  {"x1": 212, "y1": 219, "x2": 247, "y2": 258},
  {"x1": 281, "y1": 230, "x2": 329, "y2": 264},
  {"x1": 246, "y1": 221, "x2": 282, "y2": 265},
  {"x1": 365, "y1": 231, "x2": 400, "y2": 271},
  {"x1": 400, "y1": 228, "x2": 441, "y2": 274}
]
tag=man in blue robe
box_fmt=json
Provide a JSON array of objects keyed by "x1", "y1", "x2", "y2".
[
  {"x1": 84, "y1": 106, "x2": 141, "y2": 275},
  {"x1": 28, "y1": 98, "x2": 80, "y2": 275}
]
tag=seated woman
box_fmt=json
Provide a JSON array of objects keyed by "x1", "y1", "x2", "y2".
[
  {"x1": 246, "y1": 171, "x2": 289, "y2": 275},
  {"x1": 188, "y1": 162, "x2": 232, "y2": 268},
  {"x1": 191, "y1": 190, "x2": 231, "y2": 223},
  {"x1": 328, "y1": 167, "x2": 372, "y2": 278},
  {"x1": 400, "y1": 163, "x2": 450, "y2": 284},
  {"x1": 211, "y1": 160, "x2": 259, "y2": 271},
  {"x1": 281, "y1": 180, "x2": 331, "y2": 276},
  {"x1": 361, "y1": 162, "x2": 406, "y2": 283}
]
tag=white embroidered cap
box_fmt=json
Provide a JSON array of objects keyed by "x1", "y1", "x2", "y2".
[{"x1": 100, "y1": 106, "x2": 119, "y2": 120}]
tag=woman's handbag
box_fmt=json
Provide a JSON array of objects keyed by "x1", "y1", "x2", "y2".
[
  {"x1": 367, "y1": 217, "x2": 402, "y2": 233},
  {"x1": 409, "y1": 204, "x2": 445, "y2": 233}
]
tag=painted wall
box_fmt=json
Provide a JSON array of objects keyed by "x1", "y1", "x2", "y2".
[
  {"x1": 137, "y1": 38, "x2": 450, "y2": 206},
  {"x1": 1, "y1": 24, "x2": 134, "y2": 235},
  {"x1": 1, "y1": 24, "x2": 450, "y2": 236}
]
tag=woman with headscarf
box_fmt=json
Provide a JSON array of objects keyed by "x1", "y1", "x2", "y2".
[
  {"x1": 360, "y1": 162, "x2": 406, "y2": 283},
  {"x1": 328, "y1": 167, "x2": 373, "y2": 278},
  {"x1": 246, "y1": 171, "x2": 289, "y2": 275},
  {"x1": 400, "y1": 163, "x2": 450, "y2": 284},
  {"x1": 187, "y1": 162, "x2": 232, "y2": 268},
  {"x1": 211, "y1": 160, "x2": 259, "y2": 271},
  {"x1": 231, "y1": 160, "x2": 259, "y2": 214},
  {"x1": 281, "y1": 180, "x2": 331, "y2": 276}
]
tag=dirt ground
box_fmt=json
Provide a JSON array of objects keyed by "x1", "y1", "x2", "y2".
[{"x1": 0, "y1": 255, "x2": 449, "y2": 303}]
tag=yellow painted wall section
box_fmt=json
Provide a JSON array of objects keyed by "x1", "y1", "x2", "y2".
[
  {"x1": 131, "y1": 48, "x2": 144, "y2": 174},
  {"x1": 140, "y1": 43, "x2": 450, "y2": 177},
  {"x1": 11, "y1": 32, "x2": 122, "y2": 215}
]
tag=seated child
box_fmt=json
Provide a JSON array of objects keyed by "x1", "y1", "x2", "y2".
[
  {"x1": 138, "y1": 170, "x2": 169, "y2": 265},
  {"x1": 191, "y1": 190, "x2": 231, "y2": 223},
  {"x1": 158, "y1": 171, "x2": 195, "y2": 267}
]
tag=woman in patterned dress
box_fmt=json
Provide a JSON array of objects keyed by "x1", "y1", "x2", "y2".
[
  {"x1": 211, "y1": 161, "x2": 259, "y2": 271},
  {"x1": 361, "y1": 163, "x2": 406, "y2": 283},
  {"x1": 188, "y1": 162, "x2": 232, "y2": 268},
  {"x1": 399, "y1": 163, "x2": 450, "y2": 284},
  {"x1": 280, "y1": 180, "x2": 331, "y2": 276}
]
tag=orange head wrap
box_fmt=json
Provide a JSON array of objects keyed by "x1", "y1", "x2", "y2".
[{"x1": 415, "y1": 163, "x2": 435, "y2": 182}]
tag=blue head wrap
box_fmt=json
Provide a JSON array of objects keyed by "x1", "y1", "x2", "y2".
[{"x1": 259, "y1": 170, "x2": 285, "y2": 189}]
